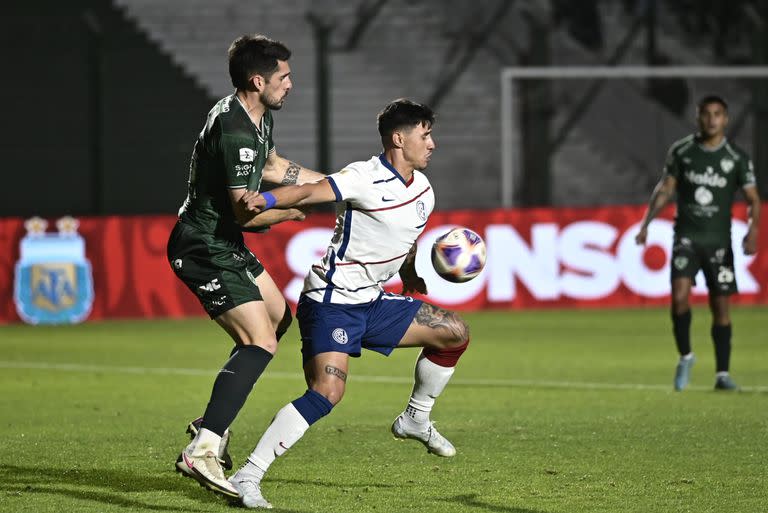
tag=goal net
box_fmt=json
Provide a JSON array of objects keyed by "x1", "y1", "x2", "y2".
[{"x1": 499, "y1": 66, "x2": 768, "y2": 207}]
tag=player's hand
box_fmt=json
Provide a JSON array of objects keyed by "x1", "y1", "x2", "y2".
[
  {"x1": 635, "y1": 226, "x2": 648, "y2": 246},
  {"x1": 401, "y1": 274, "x2": 428, "y2": 295},
  {"x1": 287, "y1": 208, "x2": 307, "y2": 222},
  {"x1": 240, "y1": 190, "x2": 266, "y2": 213},
  {"x1": 742, "y1": 228, "x2": 758, "y2": 256}
]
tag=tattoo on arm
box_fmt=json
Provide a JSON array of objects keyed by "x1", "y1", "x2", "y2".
[
  {"x1": 413, "y1": 303, "x2": 469, "y2": 341},
  {"x1": 281, "y1": 161, "x2": 301, "y2": 185},
  {"x1": 325, "y1": 365, "x2": 347, "y2": 382}
]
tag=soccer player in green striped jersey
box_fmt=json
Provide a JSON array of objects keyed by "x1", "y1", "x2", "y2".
[
  {"x1": 167, "y1": 35, "x2": 326, "y2": 497},
  {"x1": 636, "y1": 95, "x2": 761, "y2": 392}
]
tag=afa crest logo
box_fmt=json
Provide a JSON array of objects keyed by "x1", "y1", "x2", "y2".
[{"x1": 14, "y1": 217, "x2": 94, "y2": 324}]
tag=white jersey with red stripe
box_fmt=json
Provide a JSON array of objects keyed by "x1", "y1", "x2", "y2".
[{"x1": 302, "y1": 154, "x2": 435, "y2": 304}]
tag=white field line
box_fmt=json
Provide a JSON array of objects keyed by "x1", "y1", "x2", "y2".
[{"x1": 2, "y1": 360, "x2": 767, "y2": 393}]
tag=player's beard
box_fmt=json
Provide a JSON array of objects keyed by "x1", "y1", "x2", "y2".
[{"x1": 262, "y1": 90, "x2": 286, "y2": 111}]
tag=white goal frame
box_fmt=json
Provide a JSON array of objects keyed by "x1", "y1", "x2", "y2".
[{"x1": 500, "y1": 66, "x2": 768, "y2": 207}]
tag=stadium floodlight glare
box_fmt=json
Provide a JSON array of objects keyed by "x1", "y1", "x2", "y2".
[{"x1": 500, "y1": 66, "x2": 768, "y2": 207}]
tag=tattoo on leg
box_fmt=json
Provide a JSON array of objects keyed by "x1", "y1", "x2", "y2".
[
  {"x1": 325, "y1": 365, "x2": 347, "y2": 382},
  {"x1": 281, "y1": 161, "x2": 301, "y2": 185},
  {"x1": 413, "y1": 303, "x2": 469, "y2": 341}
]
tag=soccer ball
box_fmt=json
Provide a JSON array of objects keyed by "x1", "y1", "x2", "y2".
[{"x1": 431, "y1": 227, "x2": 486, "y2": 283}]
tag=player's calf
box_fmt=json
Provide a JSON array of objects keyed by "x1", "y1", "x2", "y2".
[
  {"x1": 394, "y1": 306, "x2": 470, "y2": 457},
  {"x1": 233, "y1": 389, "x2": 335, "y2": 500}
]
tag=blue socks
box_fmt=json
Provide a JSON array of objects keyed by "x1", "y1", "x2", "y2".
[{"x1": 291, "y1": 389, "x2": 333, "y2": 425}]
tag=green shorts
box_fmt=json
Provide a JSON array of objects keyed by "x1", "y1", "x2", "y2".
[
  {"x1": 167, "y1": 221, "x2": 265, "y2": 318},
  {"x1": 670, "y1": 236, "x2": 737, "y2": 296}
]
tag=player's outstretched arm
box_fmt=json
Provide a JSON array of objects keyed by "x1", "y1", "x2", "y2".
[
  {"x1": 742, "y1": 185, "x2": 761, "y2": 255},
  {"x1": 262, "y1": 151, "x2": 326, "y2": 185},
  {"x1": 636, "y1": 176, "x2": 677, "y2": 245},
  {"x1": 228, "y1": 188, "x2": 307, "y2": 229},
  {"x1": 240, "y1": 179, "x2": 338, "y2": 214},
  {"x1": 399, "y1": 243, "x2": 428, "y2": 295},
  {"x1": 241, "y1": 208, "x2": 307, "y2": 230}
]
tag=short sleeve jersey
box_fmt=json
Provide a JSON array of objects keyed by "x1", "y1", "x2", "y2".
[
  {"x1": 178, "y1": 95, "x2": 275, "y2": 243},
  {"x1": 303, "y1": 154, "x2": 435, "y2": 304},
  {"x1": 663, "y1": 134, "x2": 756, "y2": 246}
]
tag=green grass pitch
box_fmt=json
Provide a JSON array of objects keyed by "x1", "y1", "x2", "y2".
[{"x1": 1, "y1": 306, "x2": 766, "y2": 513}]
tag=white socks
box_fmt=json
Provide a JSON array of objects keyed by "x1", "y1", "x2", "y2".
[
  {"x1": 240, "y1": 403, "x2": 310, "y2": 478},
  {"x1": 187, "y1": 427, "x2": 221, "y2": 456},
  {"x1": 404, "y1": 352, "x2": 455, "y2": 426}
]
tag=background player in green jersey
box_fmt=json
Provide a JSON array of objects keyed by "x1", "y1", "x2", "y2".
[
  {"x1": 635, "y1": 95, "x2": 761, "y2": 392},
  {"x1": 167, "y1": 34, "x2": 326, "y2": 497}
]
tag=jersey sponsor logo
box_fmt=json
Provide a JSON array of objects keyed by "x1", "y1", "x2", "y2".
[
  {"x1": 198, "y1": 278, "x2": 221, "y2": 292},
  {"x1": 210, "y1": 295, "x2": 228, "y2": 307},
  {"x1": 712, "y1": 248, "x2": 726, "y2": 264},
  {"x1": 239, "y1": 148, "x2": 255, "y2": 162},
  {"x1": 416, "y1": 200, "x2": 427, "y2": 221},
  {"x1": 673, "y1": 256, "x2": 689, "y2": 270},
  {"x1": 332, "y1": 328, "x2": 349, "y2": 344},
  {"x1": 173, "y1": 259, "x2": 183, "y2": 270},
  {"x1": 694, "y1": 186, "x2": 713, "y2": 206},
  {"x1": 745, "y1": 160, "x2": 756, "y2": 184},
  {"x1": 717, "y1": 266, "x2": 734, "y2": 283},
  {"x1": 235, "y1": 164, "x2": 252, "y2": 176},
  {"x1": 14, "y1": 216, "x2": 94, "y2": 324},
  {"x1": 684, "y1": 169, "x2": 727, "y2": 188},
  {"x1": 720, "y1": 158, "x2": 734, "y2": 173}
]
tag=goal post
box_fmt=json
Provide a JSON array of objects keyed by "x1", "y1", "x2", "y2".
[{"x1": 500, "y1": 66, "x2": 768, "y2": 207}]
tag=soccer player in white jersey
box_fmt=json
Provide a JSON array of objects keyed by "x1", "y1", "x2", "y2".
[{"x1": 226, "y1": 99, "x2": 471, "y2": 508}]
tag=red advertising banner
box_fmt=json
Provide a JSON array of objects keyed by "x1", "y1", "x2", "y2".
[{"x1": 1, "y1": 203, "x2": 765, "y2": 323}]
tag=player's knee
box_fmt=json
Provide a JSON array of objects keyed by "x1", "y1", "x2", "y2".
[
  {"x1": 275, "y1": 304, "x2": 292, "y2": 341},
  {"x1": 453, "y1": 315, "x2": 470, "y2": 345},
  {"x1": 711, "y1": 303, "x2": 730, "y2": 324},
  {"x1": 671, "y1": 294, "x2": 690, "y2": 314},
  {"x1": 311, "y1": 381, "x2": 345, "y2": 406},
  {"x1": 442, "y1": 313, "x2": 470, "y2": 347},
  {"x1": 237, "y1": 334, "x2": 278, "y2": 354},
  {"x1": 424, "y1": 337, "x2": 470, "y2": 367},
  {"x1": 714, "y1": 314, "x2": 731, "y2": 325}
]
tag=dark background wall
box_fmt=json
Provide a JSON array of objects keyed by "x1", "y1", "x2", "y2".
[{"x1": 0, "y1": 0, "x2": 213, "y2": 217}]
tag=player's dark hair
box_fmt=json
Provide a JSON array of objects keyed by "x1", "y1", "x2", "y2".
[
  {"x1": 228, "y1": 34, "x2": 291, "y2": 90},
  {"x1": 377, "y1": 99, "x2": 435, "y2": 143},
  {"x1": 697, "y1": 95, "x2": 728, "y2": 112}
]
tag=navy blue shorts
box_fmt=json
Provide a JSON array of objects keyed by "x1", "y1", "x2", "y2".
[{"x1": 296, "y1": 293, "x2": 423, "y2": 362}]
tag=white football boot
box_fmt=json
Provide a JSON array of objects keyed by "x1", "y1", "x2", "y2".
[
  {"x1": 391, "y1": 414, "x2": 456, "y2": 457},
  {"x1": 175, "y1": 450, "x2": 239, "y2": 498},
  {"x1": 229, "y1": 470, "x2": 273, "y2": 509},
  {"x1": 186, "y1": 417, "x2": 233, "y2": 470}
]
